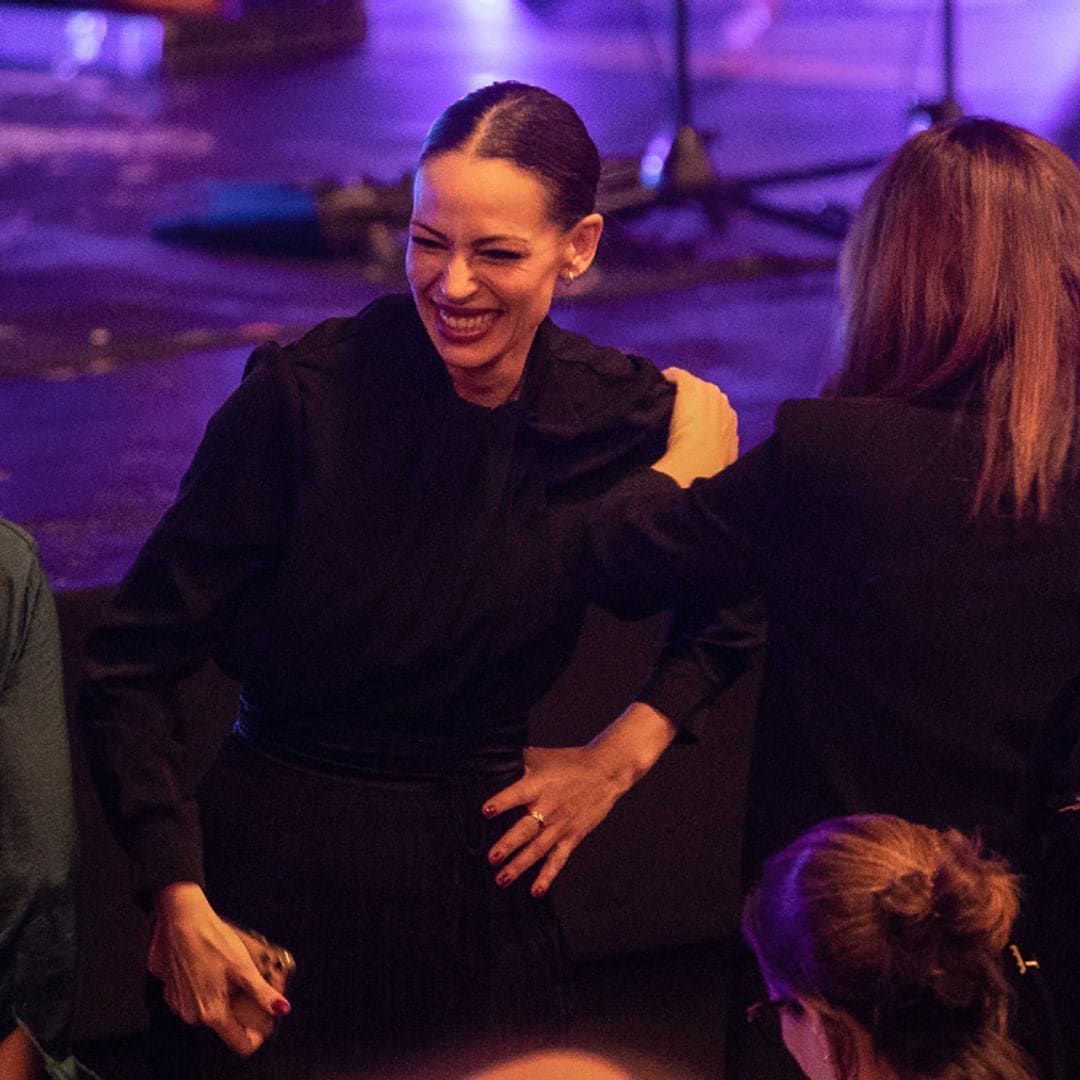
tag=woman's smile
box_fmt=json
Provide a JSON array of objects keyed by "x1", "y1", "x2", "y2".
[{"x1": 432, "y1": 302, "x2": 502, "y2": 343}]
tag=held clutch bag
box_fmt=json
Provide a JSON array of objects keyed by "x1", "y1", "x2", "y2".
[{"x1": 228, "y1": 924, "x2": 296, "y2": 1041}]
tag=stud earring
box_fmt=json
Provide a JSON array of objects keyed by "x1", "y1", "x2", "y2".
[{"x1": 563, "y1": 269, "x2": 576, "y2": 284}]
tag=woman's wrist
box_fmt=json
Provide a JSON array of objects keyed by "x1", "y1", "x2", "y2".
[
  {"x1": 587, "y1": 701, "x2": 678, "y2": 793},
  {"x1": 153, "y1": 881, "x2": 208, "y2": 918}
]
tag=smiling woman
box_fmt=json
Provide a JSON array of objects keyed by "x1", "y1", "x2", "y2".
[
  {"x1": 407, "y1": 153, "x2": 600, "y2": 405},
  {"x1": 406, "y1": 84, "x2": 603, "y2": 406},
  {"x1": 79, "y1": 81, "x2": 744, "y2": 1079}
]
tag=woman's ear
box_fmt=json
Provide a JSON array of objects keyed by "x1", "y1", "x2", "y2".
[
  {"x1": 563, "y1": 212, "x2": 603, "y2": 277},
  {"x1": 786, "y1": 995, "x2": 850, "y2": 1080},
  {"x1": 811, "y1": 1000, "x2": 866, "y2": 1080}
]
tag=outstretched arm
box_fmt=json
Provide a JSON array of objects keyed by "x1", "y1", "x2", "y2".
[{"x1": 481, "y1": 369, "x2": 761, "y2": 894}]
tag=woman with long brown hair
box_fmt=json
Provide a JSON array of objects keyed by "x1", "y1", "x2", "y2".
[
  {"x1": 582, "y1": 117, "x2": 1080, "y2": 1075},
  {"x1": 834, "y1": 119, "x2": 1080, "y2": 521}
]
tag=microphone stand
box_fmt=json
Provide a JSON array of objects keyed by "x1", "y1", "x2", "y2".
[
  {"x1": 599, "y1": 0, "x2": 886, "y2": 243},
  {"x1": 911, "y1": 0, "x2": 963, "y2": 126}
]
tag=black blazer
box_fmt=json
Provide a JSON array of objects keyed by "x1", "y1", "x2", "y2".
[{"x1": 585, "y1": 396, "x2": 1080, "y2": 874}]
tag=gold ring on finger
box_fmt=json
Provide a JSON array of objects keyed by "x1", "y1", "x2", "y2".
[{"x1": 528, "y1": 809, "x2": 547, "y2": 829}]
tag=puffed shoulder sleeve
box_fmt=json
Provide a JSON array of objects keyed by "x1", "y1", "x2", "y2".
[{"x1": 79, "y1": 341, "x2": 298, "y2": 903}]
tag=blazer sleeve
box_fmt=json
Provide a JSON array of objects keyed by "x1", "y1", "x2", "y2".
[
  {"x1": 79, "y1": 342, "x2": 298, "y2": 903},
  {"x1": 581, "y1": 438, "x2": 780, "y2": 608},
  {"x1": 580, "y1": 439, "x2": 781, "y2": 730},
  {"x1": 638, "y1": 597, "x2": 765, "y2": 738}
]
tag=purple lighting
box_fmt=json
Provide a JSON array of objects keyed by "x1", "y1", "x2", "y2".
[
  {"x1": 0, "y1": 6, "x2": 164, "y2": 77},
  {"x1": 458, "y1": 0, "x2": 509, "y2": 15},
  {"x1": 450, "y1": 0, "x2": 525, "y2": 89}
]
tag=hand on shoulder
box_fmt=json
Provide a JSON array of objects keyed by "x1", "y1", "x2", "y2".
[{"x1": 654, "y1": 368, "x2": 739, "y2": 487}]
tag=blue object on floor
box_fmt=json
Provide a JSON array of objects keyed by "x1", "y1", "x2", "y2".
[{"x1": 152, "y1": 181, "x2": 323, "y2": 256}]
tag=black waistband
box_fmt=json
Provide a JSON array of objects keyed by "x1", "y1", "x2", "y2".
[{"x1": 232, "y1": 697, "x2": 528, "y2": 780}]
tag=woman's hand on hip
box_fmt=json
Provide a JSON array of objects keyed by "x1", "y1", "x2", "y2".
[
  {"x1": 149, "y1": 882, "x2": 290, "y2": 1056},
  {"x1": 653, "y1": 367, "x2": 738, "y2": 487},
  {"x1": 482, "y1": 703, "x2": 677, "y2": 897}
]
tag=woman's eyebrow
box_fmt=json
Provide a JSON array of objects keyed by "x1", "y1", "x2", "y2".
[{"x1": 410, "y1": 221, "x2": 528, "y2": 246}]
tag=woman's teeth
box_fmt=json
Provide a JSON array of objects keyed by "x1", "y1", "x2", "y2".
[{"x1": 439, "y1": 309, "x2": 496, "y2": 333}]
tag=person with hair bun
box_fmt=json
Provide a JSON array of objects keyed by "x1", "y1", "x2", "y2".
[
  {"x1": 741, "y1": 815, "x2": 1037, "y2": 1080},
  {"x1": 79, "y1": 81, "x2": 745, "y2": 1079}
]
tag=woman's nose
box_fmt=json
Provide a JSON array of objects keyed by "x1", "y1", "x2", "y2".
[{"x1": 440, "y1": 253, "x2": 477, "y2": 301}]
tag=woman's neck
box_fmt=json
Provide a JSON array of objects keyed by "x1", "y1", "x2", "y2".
[{"x1": 449, "y1": 357, "x2": 527, "y2": 408}]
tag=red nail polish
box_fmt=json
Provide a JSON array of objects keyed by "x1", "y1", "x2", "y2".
[
  {"x1": 482, "y1": 804, "x2": 497, "y2": 817},
  {"x1": 489, "y1": 849, "x2": 503, "y2": 865},
  {"x1": 496, "y1": 871, "x2": 511, "y2": 887},
  {"x1": 272, "y1": 999, "x2": 291, "y2": 1016},
  {"x1": 531, "y1": 884, "x2": 546, "y2": 899}
]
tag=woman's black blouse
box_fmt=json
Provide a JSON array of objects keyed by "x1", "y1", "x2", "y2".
[{"x1": 81, "y1": 295, "x2": 739, "y2": 898}]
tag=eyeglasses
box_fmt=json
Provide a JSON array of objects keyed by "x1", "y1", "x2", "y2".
[{"x1": 746, "y1": 996, "x2": 802, "y2": 1046}]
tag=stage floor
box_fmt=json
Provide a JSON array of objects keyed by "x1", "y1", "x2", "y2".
[{"x1": 2, "y1": 0, "x2": 1079, "y2": 587}]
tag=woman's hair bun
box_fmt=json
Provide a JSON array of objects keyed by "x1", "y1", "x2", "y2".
[
  {"x1": 875, "y1": 829, "x2": 1017, "y2": 948},
  {"x1": 743, "y1": 816, "x2": 1032, "y2": 1077},
  {"x1": 935, "y1": 831, "x2": 1017, "y2": 944},
  {"x1": 871, "y1": 828, "x2": 1019, "y2": 1012},
  {"x1": 877, "y1": 868, "x2": 935, "y2": 921}
]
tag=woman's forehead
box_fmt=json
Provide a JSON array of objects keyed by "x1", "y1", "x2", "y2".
[{"x1": 412, "y1": 152, "x2": 556, "y2": 233}]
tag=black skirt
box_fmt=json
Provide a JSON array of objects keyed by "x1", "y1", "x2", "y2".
[{"x1": 148, "y1": 732, "x2": 567, "y2": 1079}]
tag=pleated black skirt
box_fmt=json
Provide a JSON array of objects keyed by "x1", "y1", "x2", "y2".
[{"x1": 148, "y1": 733, "x2": 567, "y2": 1080}]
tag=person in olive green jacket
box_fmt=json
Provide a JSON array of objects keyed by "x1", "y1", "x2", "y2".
[{"x1": 0, "y1": 518, "x2": 78, "y2": 1080}]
